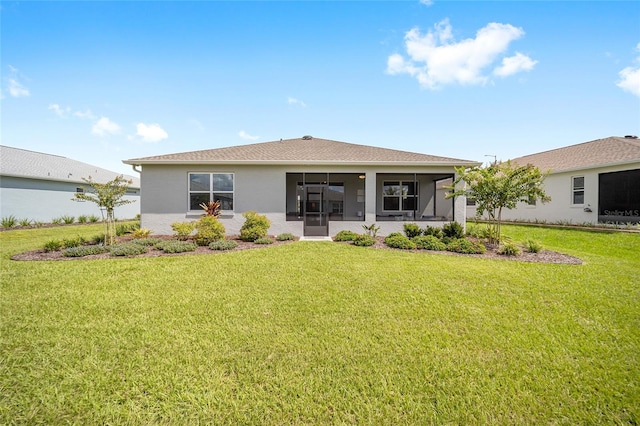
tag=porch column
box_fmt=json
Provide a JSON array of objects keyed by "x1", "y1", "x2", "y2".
[{"x1": 364, "y1": 171, "x2": 376, "y2": 223}]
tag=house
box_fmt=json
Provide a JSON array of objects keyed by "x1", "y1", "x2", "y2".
[
  {"x1": 467, "y1": 136, "x2": 640, "y2": 225},
  {"x1": 1, "y1": 145, "x2": 140, "y2": 223},
  {"x1": 122, "y1": 136, "x2": 480, "y2": 237}
]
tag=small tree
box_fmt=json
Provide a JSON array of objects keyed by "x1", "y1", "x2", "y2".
[
  {"x1": 447, "y1": 161, "x2": 550, "y2": 244},
  {"x1": 73, "y1": 175, "x2": 135, "y2": 245}
]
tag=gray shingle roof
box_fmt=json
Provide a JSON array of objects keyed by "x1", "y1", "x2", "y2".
[
  {"x1": 123, "y1": 136, "x2": 479, "y2": 166},
  {"x1": 1, "y1": 145, "x2": 140, "y2": 187},
  {"x1": 510, "y1": 136, "x2": 640, "y2": 173}
]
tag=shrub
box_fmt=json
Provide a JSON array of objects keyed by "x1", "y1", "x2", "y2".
[
  {"x1": 276, "y1": 233, "x2": 295, "y2": 241},
  {"x1": 254, "y1": 237, "x2": 274, "y2": 245},
  {"x1": 43, "y1": 239, "x2": 64, "y2": 252},
  {"x1": 209, "y1": 240, "x2": 238, "y2": 251},
  {"x1": 466, "y1": 223, "x2": 491, "y2": 239},
  {"x1": 334, "y1": 230, "x2": 358, "y2": 242},
  {"x1": 19, "y1": 218, "x2": 32, "y2": 227},
  {"x1": 1, "y1": 215, "x2": 17, "y2": 228},
  {"x1": 62, "y1": 236, "x2": 86, "y2": 249},
  {"x1": 412, "y1": 235, "x2": 447, "y2": 251},
  {"x1": 77, "y1": 215, "x2": 88, "y2": 224},
  {"x1": 195, "y1": 216, "x2": 226, "y2": 246},
  {"x1": 384, "y1": 234, "x2": 417, "y2": 250},
  {"x1": 353, "y1": 234, "x2": 376, "y2": 247},
  {"x1": 443, "y1": 222, "x2": 465, "y2": 239},
  {"x1": 91, "y1": 234, "x2": 106, "y2": 245},
  {"x1": 171, "y1": 221, "x2": 196, "y2": 240},
  {"x1": 131, "y1": 228, "x2": 152, "y2": 239},
  {"x1": 447, "y1": 238, "x2": 486, "y2": 254},
  {"x1": 498, "y1": 243, "x2": 521, "y2": 256},
  {"x1": 156, "y1": 240, "x2": 197, "y2": 253},
  {"x1": 423, "y1": 226, "x2": 444, "y2": 240},
  {"x1": 362, "y1": 223, "x2": 380, "y2": 237},
  {"x1": 523, "y1": 239, "x2": 543, "y2": 253},
  {"x1": 51, "y1": 217, "x2": 63, "y2": 225},
  {"x1": 240, "y1": 211, "x2": 270, "y2": 242},
  {"x1": 116, "y1": 222, "x2": 139, "y2": 236},
  {"x1": 88, "y1": 215, "x2": 100, "y2": 223},
  {"x1": 131, "y1": 237, "x2": 163, "y2": 246},
  {"x1": 61, "y1": 215, "x2": 75, "y2": 224},
  {"x1": 63, "y1": 245, "x2": 109, "y2": 257},
  {"x1": 403, "y1": 223, "x2": 422, "y2": 238},
  {"x1": 109, "y1": 242, "x2": 149, "y2": 257}
]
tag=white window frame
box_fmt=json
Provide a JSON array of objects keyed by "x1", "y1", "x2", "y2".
[
  {"x1": 188, "y1": 172, "x2": 234, "y2": 213},
  {"x1": 571, "y1": 176, "x2": 585, "y2": 206}
]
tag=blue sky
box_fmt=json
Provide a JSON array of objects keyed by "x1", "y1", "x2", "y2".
[{"x1": 2, "y1": 1, "x2": 639, "y2": 175}]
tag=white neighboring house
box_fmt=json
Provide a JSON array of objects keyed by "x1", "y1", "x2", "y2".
[
  {"x1": 467, "y1": 136, "x2": 640, "y2": 225},
  {"x1": 1, "y1": 145, "x2": 140, "y2": 223}
]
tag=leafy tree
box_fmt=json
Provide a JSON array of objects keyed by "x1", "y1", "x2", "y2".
[
  {"x1": 73, "y1": 175, "x2": 135, "y2": 245},
  {"x1": 447, "y1": 161, "x2": 550, "y2": 244}
]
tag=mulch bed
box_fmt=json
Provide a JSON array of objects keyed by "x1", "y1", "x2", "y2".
[{"x1": 11, "y1": 235, "x2": 582, "y2": 265}]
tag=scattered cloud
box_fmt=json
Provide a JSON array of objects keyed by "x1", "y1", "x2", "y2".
[
  {"x1": 287, "y1": 97, "x2": 306, "y2": 107},
  {"x1": 387, "y1": 19, "x2": 536, "y2": 89},
  {"x1": 74, "y1": 109, "x2": 96, "y2": 120},
  {"x1": 419, "y1": 0, "x2": 434, "y2": 6},
  {"x1": 91, "y1": 117, "x2": 121, "y2": 136},
  {"x1": 136, "y1": 123, "x2": 168, "y2": 143},
  {"x1": 48, "y1": 103, "x2": 71, "y2": 118},
  {"x1": 494, "y1": 52, "x2": 538, "y2": 77},
  {"x1": 4, "y1": 66, "x2": 30, "y2": 98},
  {"x1": 238, "y1": 130, "x2": 259, "y2": 141},
  {"x1": 616, "y1": 42, "x2": 640, "y2": 97}
]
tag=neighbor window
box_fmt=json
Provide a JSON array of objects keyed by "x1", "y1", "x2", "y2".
[
  {"x1": 188, "y1": 173, "x2": 234, "y2": 211},
  {"x1": 382, "y1": 181, "x2": 417, "y2": 211},
  {"x1": 572, "y1": 176, "x2": 584, "y2": 205}
]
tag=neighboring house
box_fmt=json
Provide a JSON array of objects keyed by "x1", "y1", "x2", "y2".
[
  {"x1": 467, "y1": 136, "x2": 640, "y2": 225},
  {"x1": 1, "y1": 145, "x2": 140, "y2": 222},
  {"x1": 122, "y1": 136, "x2": 480, "y2": 237}
]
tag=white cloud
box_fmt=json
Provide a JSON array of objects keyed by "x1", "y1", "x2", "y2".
[
  {"x1": 494, "y1": 52, "x2": 538, "y2": 77},
  {"x1": 287, "y1": 97, "x2": 306, "y2": 107},
  {"x1": 74, "y1": 109, "x2": 96, "y2": 120},
  {"x1": 8, "y1": 78, "x2": 30, "y2": 97},
  {"x1": 91, "y1": 117, "x2": 121, "y2": 136},
  {"x1": 238, "y1": 130, "x2": 259, "y2": 141},
  {"x1": 419, "y1": 0, "x2": 434, "y2": 6},
  {"x1": 136, "y1": 123, "x2": 168, "y2": 143},
  {"x1": 48, "y1": 103, "x2": 71, "y2": 118},
  {"x1": 387, "y1": 19, "x2": 535, "y2": 89},
  {"x1": 616, "y1": 43, "x2": 640, "y2": 98}
]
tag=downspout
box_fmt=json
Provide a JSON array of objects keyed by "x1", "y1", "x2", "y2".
[{"x1": 130, "y1": 164, "x2": 141, "y2": 174}]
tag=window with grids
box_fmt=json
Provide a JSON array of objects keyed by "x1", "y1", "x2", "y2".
[
  {"x1": 572, "y1": 176, "x2": 584, "y2": 205},
  {"x1": 382, "y1": 181, "x2": 417, "y2": 211},
  {"x1": 188, "y1": 173, "x2": 234, "y2": 211}
]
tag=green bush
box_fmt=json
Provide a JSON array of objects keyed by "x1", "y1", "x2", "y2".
[
  {"x1": 403, "y1": 223, "x2": 422, "y2": 238},
  {"x1": 443, "y1": 222, "x2": 465, "y2": 239},
  {"x1": 498, "y1": 243, "x2": 521, "y2": 256},
  {"x1": 466, "y1": 223, "x2": 491, "y2": 239},
  {"x1": 384, "y1": 234, "x2": 417, "y2": 250},
  {"x1": 412, "y1": 235, "x2": 447, "y2": 251},
  {"x1": 131, "y1": 237, "x2": 163, "y2": 247},
  {"x1": 77, "y1": 215, "x2": 88, "y2": 224},
  {"x1": 91, "y1": 234, "x2": 106, "y2": 245},
  {"x1": 61, "y1": 215, "x2": 75, "y2": 224},
  {"x1": 239, "y1": 211, "x2": 271, "y2": 242},
  {"x1": 156, "y1": 240, "x2": 197, "y2": 253},
  {"x1": 1, "y1": 215, "x2": 17, "y2": 228},
  {"x1": 276, "y1": 233, "x2": 295, "y2": 241},
  {"x1": 116, "y1": 222, "x2": 140, "y2": 236},
  {"x1": 423, "y1": 226, "x2": 444, "y2": 240},
  {"x1": 171, "y1": 221, "x2": 196, "y2": 240},
  {"x1": 88, "y1": 215, "x2": 100, "y2": 223},
  {"x1": 51, "y1": 217, "x2": 63, "y2": 225},
  {"x1": 209, "y1": 240, "x2": 238, "y2": 251},
  {"x1": 194, "y1": 216, "x2": 226, "y2": 246},
  {"x1": 109, "y1": 242, "x2": 149, "y2": 257},
  {"x1": 43, "y1": 239, "x2": 64, "y2": 252},
  {"x1": 19, "y1": 218, "x2": 32, "y2": 227},
  {"x1": 523, "y1": 239, "x2": 543, "y2": 253},
  {"x1": 353, "y1": 234, "x2": 376, "y2": 247},
  {"x1": 62, "y1": 236, "x2": 86, "y2": 249},
  {"x1": 254, "y1": 237, "x2": 274, "y2": 245},
  {"x1": 63, "y1": 245, "x2": 109, "y2": 257},
  {"x1": 447, "y1": 238, "x2": 486, "y2": 254},
  {"x1": 131, "y1": 228, "x2": 152, "y2": 239},
  {"x1": 334, "y1": 230, "x2": 358, "y2": 242}
]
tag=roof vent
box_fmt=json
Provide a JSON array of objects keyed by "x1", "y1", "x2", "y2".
[
  {"x1": 624, "y1": 135, "x2": 638, "y2": 139},
  {"x1": 302, "y1": 135, "x2": 313, "y2": 140}
]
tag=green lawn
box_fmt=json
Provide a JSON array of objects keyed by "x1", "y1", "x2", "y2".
[{"x1": 1, "y1": 224, "x2": 638, "y2": 424}]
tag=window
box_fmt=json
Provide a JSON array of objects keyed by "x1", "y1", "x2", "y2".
[
  {"x1": 572, "y1": 176, "x2": 584, "y2": 205},
  {"x1": 189, "y1": 173, "x2": 234, "y2": 211},
  {"x1": 383, "y1": 181, "x2": 417, "y2": 211}
]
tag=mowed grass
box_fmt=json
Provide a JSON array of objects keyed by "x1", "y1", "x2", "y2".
[{"x1": 1, "y1": 224, "x2": 638, "y2": 424}]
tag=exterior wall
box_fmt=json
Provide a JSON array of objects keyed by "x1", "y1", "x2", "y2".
[
  {"x1": 0, "y1": 176, "x2": 140, "y2": 222},
  {"x1": 140, "y1": 164, "x2": 467, "y2": 236},
  {"x1": 466, "y1": 163, "x2": 640, "y2": 225}
]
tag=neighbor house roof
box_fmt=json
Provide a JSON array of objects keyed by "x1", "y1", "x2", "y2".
[
  {"x1": 1, "y1": 145, "x2": 140, "y2": 187},
  {"x1": 510, "y1": 136, "x2": 640, "y2": 173},
  {"x1": 123, "y1": 136, "x2": 480, "y2": 167}
]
